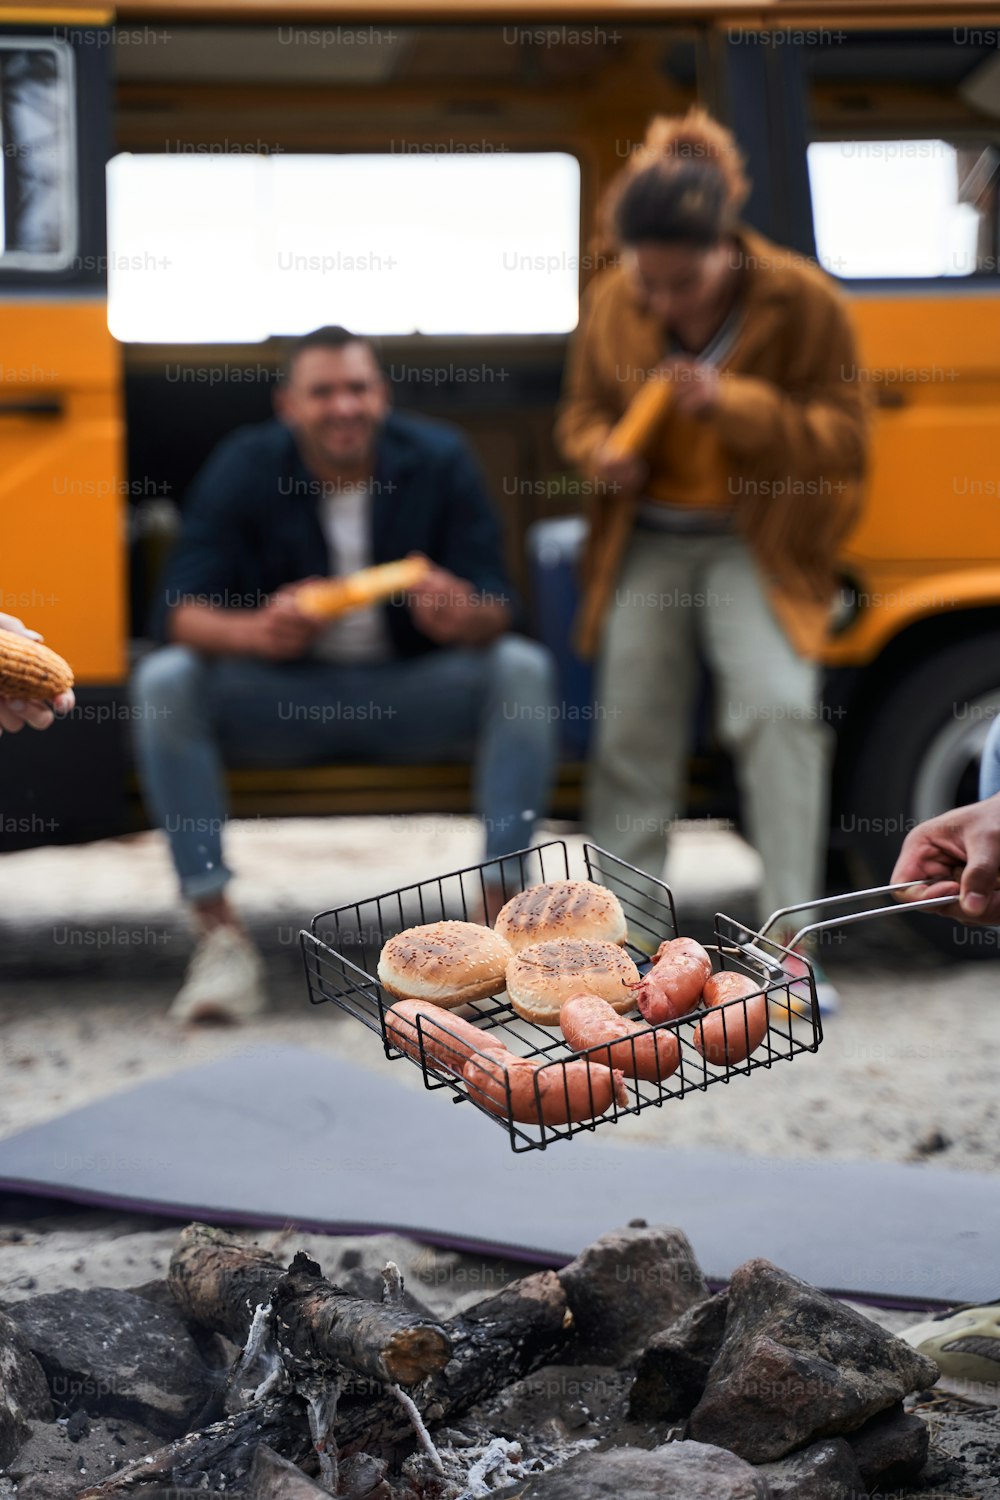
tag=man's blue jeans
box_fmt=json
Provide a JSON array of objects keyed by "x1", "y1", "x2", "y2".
[{"x1": 131, "y1": 637, "x2": 558, "y2": 901}]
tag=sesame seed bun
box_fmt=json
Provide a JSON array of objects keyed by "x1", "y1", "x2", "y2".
[
  {"x1": 495, "y1": 880, "x2": 627, "y2": 952},
  {"x1": 377, "y1": 921, "x2": 512, "y2": 1007},
  {"x1": 506, "y1": 939, "x2": 640, "y2": 1027}
]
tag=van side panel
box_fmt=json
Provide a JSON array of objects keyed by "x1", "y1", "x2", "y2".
[
  {"x1": 1, "y1": 300, "x2": 125, "y2": 684},
  {"x1": 822, "y1": 290, "x2": 1000, "y2": 664}
]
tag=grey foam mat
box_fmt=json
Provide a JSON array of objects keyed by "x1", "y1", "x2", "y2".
[{"x1": 0, "y1": 1045, "x2": 995, "y2": 1306}]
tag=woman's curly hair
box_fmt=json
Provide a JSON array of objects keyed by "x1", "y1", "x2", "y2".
[{"x1": 595, "y1": 108, "x2": 751, "y2": 257}]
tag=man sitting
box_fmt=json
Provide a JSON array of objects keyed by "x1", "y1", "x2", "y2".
[{"x1": 133, "y1": 325, "x2": 557, "y2": 1023}]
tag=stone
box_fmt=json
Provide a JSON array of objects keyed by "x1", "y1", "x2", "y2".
[
  {"x1": 756, "y1": 1437, "x2": 865, "y2": 1499},
  {"x1": 557, "y1": 1225, "x2": 709, "y2": 1363},
  {"x1": 491, "y1": 1439, "x2": 769, "y2": 1498},
  {"x1": 689, "y1": 1260, "x2": 940, "y2": 1464},
  {"x1": 5, "y1": 1285, "x2": 214, "y2": 1438},
  {"x1": 117, "y1": 1492, "x2": 240, "y2": 1500},
  {"x1": 131, "y1": 1275, "x2": 236, "y2": 1370},
  {"x1": 4, "y1": 1414, "x2": 158, "y2": 1496},
  {"x1": 248, "y1": 1442, "x2": 332, "y2": 1497},
  {"x1": 0, "y1": 1309, "x2": 53, "y2": 1467},
  {"x1": 338, "y1": 1452, "x2": 392, "y2": 1499},
  {"x1": 847, "y1": 1402, "x2": 930, "y2": 1490},
  {"x1": 66, "y1": 1405, "x2": 91, "y2": 1440},
  {"x1": 14, "y1": 1478, "x2": 82, "y2": 1500},
  {"x1": 629, "y1": 1290, "x2": 729, "y2": 1421},
  {"x1": 474, "y1": 1363, "x2": 631, "y2": 1442}
]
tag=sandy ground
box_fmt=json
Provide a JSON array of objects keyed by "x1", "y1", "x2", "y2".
[
  {"x1": 2, "y1": 951, "x2": 999, "y2": 1172},
  {"x1": 0, "y1": 817, "x2": 998, "y2": 1496}
]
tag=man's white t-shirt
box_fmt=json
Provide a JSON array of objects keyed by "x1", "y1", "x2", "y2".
[{"x1": 312, "y1": 482, "x2": 393, "y2": 665}]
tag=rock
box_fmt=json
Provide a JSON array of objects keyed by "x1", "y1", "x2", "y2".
[
  {"x1": 756, "y1": 1437, "x2": 865, "y2": 1498},
  {"x1": 474, "y1": 1363, "x2": 631, "y2": 1441},
  {"x1": 66, "y1": 1405, "x2": 90, "y2": 1440},
  {"x1": 5, "y1": 1286, "x2": 214, "y2": 1438},
  {"x1": 128, "y1": 1276, "x2": 180, "y2": 1308},
  {"x1": 847, "y1": 1402, "x2": 930, "y2": 1490},
  {"x1": 689, "y1": 1260, "x2": 939, "y2": 1463},
  {"x1": 131, "y1": 1275, "x2": 236, "y2": 1371},
  {"x1": 557, "y1": 1225, "x2": 709, "y2": 1363},
  {"x1": 912, "y1": 1129, "x2": 950, "y2": 1158},
  {"x1": 14, "y1": 1478, "x2": 82, "y2": 1500},
  {"x1": 0, "y1": 1309, "x2": 53, "y2": 1467},
  {"x1": 248, "y1": 1442, "x2": 332, "y2": 1497},
  {"x1": 629, "y1": 1290, "x2": 729, "y2": 1421},
  {"x1": 4, "y1": 1413, "x2": 159, "y2": 1486},
  {"x1": 338, "y1": 1452, "x2": 392, "y2": 1499},
  {"x1": 491, "y1": 1439, "x2": 768, "y2": 1498}
]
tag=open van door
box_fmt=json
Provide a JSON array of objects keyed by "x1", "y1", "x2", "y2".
[{"x1": 0, "y1": 3, "x2": 127, "y2": 849}]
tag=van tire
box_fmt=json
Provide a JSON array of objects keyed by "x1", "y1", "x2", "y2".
[{"x1": 844, "y1": 632, "x2": 1000, "y2": 960}]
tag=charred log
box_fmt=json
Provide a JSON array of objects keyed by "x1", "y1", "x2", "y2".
[
  {"x1": 334, "y1": 1269, "x2": 572, "y2": 1455},
  {"x1": 71, "y1": 1397, "x2": 312, "y2": 1498},
  {"x1": 168, "y1": 1225, "x2": 450, "y2": 1389}
]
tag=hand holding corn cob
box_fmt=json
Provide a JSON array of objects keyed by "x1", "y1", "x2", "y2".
[
  {"x1": 591, "y1": 371, "x2": 674, "y2": 496},
  {"x1": 294, "y1": 555, "x2": 430, "y2": 621},
  {"x1": 603, "y1": 372, "x2": 674, "y2": 460},
  {"x1": 0, "y1": 614, "x2": 75, "y2": 736}
]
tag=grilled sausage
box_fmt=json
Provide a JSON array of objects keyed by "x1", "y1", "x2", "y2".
[
  {"x1": 692, "y1": 970, "x2": 768, "y2": 1066},
  {"x1": 632, "y1": 937, "x2": 713, "y2": 1025},
  {"x1": 463, "y1": 1047, "x2": 628, "y2": 1125},
  {"x1": 559, "y1": 992, "x2": 680, "y2": 1083},
  {"x1": 384, "y1": 999, "x2": 504, "y2": 1075}
]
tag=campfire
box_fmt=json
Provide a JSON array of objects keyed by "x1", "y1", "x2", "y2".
[{"x1": 0, "y1": 1221, "x2": 939, "y2": 1498}]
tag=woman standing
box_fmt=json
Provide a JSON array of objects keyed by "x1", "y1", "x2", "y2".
[{"x1": 556, "y1": 110, "x2": 870, "y2": 1010}]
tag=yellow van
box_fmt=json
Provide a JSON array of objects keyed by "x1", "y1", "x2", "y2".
[{"x1": 3, "y1": 0, "x2": 999, "y2": 918}]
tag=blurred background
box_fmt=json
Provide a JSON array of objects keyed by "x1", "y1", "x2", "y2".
[{"x1": 2, "y1": 1, "x2": 1000, "y2": 1166}]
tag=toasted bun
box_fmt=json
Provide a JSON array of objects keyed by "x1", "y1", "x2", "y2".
[
  {"x1": 506, "y1": 939, "x2": 640, "y2": 1027},
  {"x1": 495, "y1": 880, "x2": 627, "y2": 952},
  {"x1": 377, "y1": 921, "x2": 512, "y2": 1007}
]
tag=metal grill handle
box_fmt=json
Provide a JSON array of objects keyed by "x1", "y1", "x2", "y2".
[{"x1": 759, "y1": 879, "x2": 964, "y2": 955}]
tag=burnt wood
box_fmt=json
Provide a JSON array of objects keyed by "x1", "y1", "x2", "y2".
[{"x1": 168, "y1": 1224, "x2": 450, "y2": 1389}]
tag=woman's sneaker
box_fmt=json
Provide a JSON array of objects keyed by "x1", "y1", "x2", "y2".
[
  {"x1": 902, "y1": 1302, "x2": 1000, "y2": 1386},
  {"x1": 784, "y1": 946, "x2": 841, "y2": 1018},
  {"x1": 168, "y1": 925, "x2": 268, "y2": 1024},
  {"x1": 756, "y1": 941, "x2": 840, "y2": 1020}
]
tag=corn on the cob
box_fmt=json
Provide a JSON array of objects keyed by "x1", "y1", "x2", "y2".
[
  {"x1": 295, "y1": 556, "x2": 430, "y2": 622},
  {"x1": 604, "y1": 376, "x2": 673, "y2": 459},
  {"x1": 0, "y1": 634, "x2": 74, "y2": 700}
]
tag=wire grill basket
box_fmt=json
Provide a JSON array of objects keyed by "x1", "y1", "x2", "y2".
[{"x1": 300, "y1": 840, "x2": 848, "y2": 1153}]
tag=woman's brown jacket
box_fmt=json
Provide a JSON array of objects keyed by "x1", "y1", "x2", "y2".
[{"x1": 554, "y1": 227, "x2": 871, "y2": 659}]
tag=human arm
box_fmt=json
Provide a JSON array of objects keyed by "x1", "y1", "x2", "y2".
[
  {"x1": 713, "y1": 290, "x2": 869, "y2": 477},
  {"x1": 168, "y1": 591, "x2": 321, "y2": 660},
  {"x1": 891, "y1": 794, "x2": 1000, "y2": 924},
  {"x1": 156, "y1": 436, "x2": 323, "y2": 659},
  {"x1": 409, "y1": 441, "x2": 513, "y2": 648},
  {"x1": 555, "y1": 277, "x2": 648, "y2": 496},
  {"x1": 406, "y1": 559, "x2": 509, "y2": 647}
]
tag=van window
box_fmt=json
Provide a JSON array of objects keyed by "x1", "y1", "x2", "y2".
[
  {"x1": 106, "y1": 151, "x2": 581, "y2": 342},
  {"x1": 807, "y1": 139, "x2": 998, "y2": 278},
  {"x1": 0, "y1": 39, "x2": 77, "y2": 271}
]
